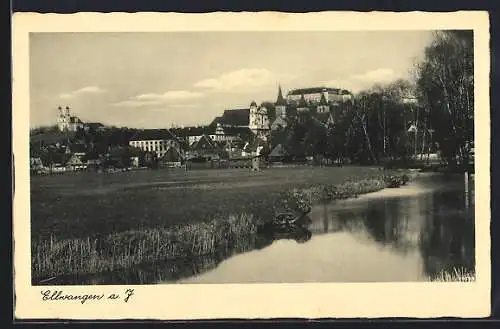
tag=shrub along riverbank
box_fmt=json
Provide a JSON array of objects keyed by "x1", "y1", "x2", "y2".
[{"x1": 32, "y1": 169, "x2": 415, "y2": 283}]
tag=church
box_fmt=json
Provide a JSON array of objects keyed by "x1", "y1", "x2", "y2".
[
  {"x1": 56, "y1": 106, "x2": 84, "y2": 132},
  {"x1": 211, "y1": 100, "x2": 271, "y2": 140}
]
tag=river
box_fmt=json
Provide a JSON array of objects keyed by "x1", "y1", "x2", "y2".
[
  {"x1": 53, "y1": 172, "x2": 474, "y2": 284},
  {"x1": 173, "y1": 172, "x2": 475, "y2": 283}
]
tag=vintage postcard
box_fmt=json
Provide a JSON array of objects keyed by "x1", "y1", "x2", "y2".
[{"x1": 13, "y1": 11, "x2": 491, "y2": 320}]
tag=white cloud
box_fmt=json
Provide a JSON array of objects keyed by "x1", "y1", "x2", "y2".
[
  {"x1": 194, "y1": 68, "x2": 276, "y2": 91},
  {"x1": 113, "y1": 90, "x2": 204, "y2": 108},
  {"x1": 351, "y1": 68, "x2": 395, "y2": 83},
  {"x1": 59, "y1": 86, "x2": 106, "y2": 99},
  {"x1": 323, "y1": 69, "x2": 397, "y2": 93}
]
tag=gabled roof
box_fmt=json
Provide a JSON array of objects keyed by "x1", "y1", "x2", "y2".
[
  {"x1": 191, "y1": 135, "x2": 222, "y2": 152},
  {"x1": 129, "y1": 129, "x2": 177, "y2": 141},
  {"x1": 160, "y1": 147, "x2": 183, "y2": 162},
  {"x1": 66, "y1": 152, "x2": 86, "y2": 165},
  {"x1": 269, "y1": 144, "x2": 289, "y2": 157}
]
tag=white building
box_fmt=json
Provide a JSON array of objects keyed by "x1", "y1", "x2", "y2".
[
  {"x1": 128, "y1": 129, "x2": 180, "y2": 158},
  {"x1": 287, "y1": 87, "x2": 353, "y2": 104}
]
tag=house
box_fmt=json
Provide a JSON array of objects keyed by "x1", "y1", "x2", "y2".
[
  {"x1": 189, "y1": 134, "x2": 224, "y2": 160},
  {"x1": 66, "y1": 152, "x2": 87, "y2": 171},
  {"x1": 159, "y1": 147, "x2": 183, "y2": 168},
  {"x1": 268, "y1": 144, "x2": 290, "y2": 163},
  {"x1": 128, "y1": 129, "x2": 180, "y2": 158}
]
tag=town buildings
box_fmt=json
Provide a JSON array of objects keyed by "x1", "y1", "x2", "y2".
[{"x1": 38, "y1": 84, "x2": 355, "y2": 172}]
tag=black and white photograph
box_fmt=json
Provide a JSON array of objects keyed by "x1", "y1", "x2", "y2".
[{"x1": 13, "y1": 12, "x2": 490, "y2": 319}]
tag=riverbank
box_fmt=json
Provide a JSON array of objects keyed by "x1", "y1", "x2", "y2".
[{"x1": 31, "y1": 167, "x2": 414, "y2": 283}]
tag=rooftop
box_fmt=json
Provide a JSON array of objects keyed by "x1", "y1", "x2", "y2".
[
  {"x1": 212, "y1": 108, "x2": 250, "y2": 127},
  {"x1": 129, "y1": 129, "x2": 178, "y2": 141},
  {"x1": 287, "y1": 87, "x2": 352, "y2": 96}
]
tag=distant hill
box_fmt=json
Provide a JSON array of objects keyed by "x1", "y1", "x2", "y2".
[{"x1": 30, "y1": 130, "x2": 75, "y2": 146}]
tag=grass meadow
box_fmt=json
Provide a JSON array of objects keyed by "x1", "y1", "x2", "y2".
[{"x1": 30, "y1": 166, "x2": 412, "y2": 282}]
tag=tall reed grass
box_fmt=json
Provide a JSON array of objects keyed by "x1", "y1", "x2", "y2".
[
  {"x1": 32, "y1": 213, "x2": 260, "y2": 282},
  {"x1": 426, "y1": 267, "x2": 476, "y2": 282}
]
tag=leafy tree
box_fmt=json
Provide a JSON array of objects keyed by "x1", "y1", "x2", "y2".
[{"x1": 415, "y1": 30, "x2": 474, "y2": 169}]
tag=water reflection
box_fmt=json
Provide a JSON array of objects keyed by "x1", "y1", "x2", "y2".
[{"x1": 307, "y1": 178, "x2": 475, "y2": 280}]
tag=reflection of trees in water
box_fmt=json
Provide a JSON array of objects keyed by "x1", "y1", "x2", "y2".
[
  {"x1": 419, "y1": 190, "x2": 475, "y2": 278},
  {"x1": 318, "y1": 188, "x2": 474, "y2": 275},
  {"x1": 356, "y1": 199, "x2": 417, "y2": 254}
]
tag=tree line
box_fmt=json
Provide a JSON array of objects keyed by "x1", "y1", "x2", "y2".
[{"x1": 270, "y1": 30, "x2": 474, "y2": 170}]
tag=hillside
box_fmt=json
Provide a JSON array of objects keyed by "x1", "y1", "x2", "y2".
[{"x1": 30, "y1": 130, "x2": 75, "y2": 146}]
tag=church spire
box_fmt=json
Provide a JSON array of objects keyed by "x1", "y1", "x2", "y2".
[
  {"x1": 276, "y1": 84, "x2": 286, "y2": 106},
  {"x1": 319, "y1": 93, "x2": 328, "y2": 105}
]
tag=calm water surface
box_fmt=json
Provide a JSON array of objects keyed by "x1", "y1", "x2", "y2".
[
  {"x1": 173, "y1": 173, "x2": 475, "y2": 284},
  {"x1": 57, "y1": 173, "x2": 474, "y2": 284}
]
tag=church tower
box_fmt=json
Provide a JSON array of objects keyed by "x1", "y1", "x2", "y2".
[
  {"x1": 249, "y1": 100, "x2": 269, "y2": 140},
  {"x1": 57, "y1": 106, "x2": 70, "y2": 131},
  {"x1": 317, "y1": 93, "x2": 330, "y2": 114},
  {"x1": 275, "y1": 85, "x2": 287, "y2": 118}
]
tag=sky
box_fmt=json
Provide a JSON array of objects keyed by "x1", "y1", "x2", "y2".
[{"x1": 29, "y1": 31, "x2": 434, "y2": 129}]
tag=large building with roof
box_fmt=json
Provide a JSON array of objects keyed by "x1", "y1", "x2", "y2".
[
  {"x1": 286, "y1": 87, "x2": 353, "y2": 104},
  {"x1": 128, "y1": 129, "x2": 180, "y2": 158},
  {"x1": 211, "y1": 100, "x2": 270, "y2": 140}
]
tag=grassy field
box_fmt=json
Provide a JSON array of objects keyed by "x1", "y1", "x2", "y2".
[{"x1": 31, "y1": 166, "x2": 410, "y2": 282}]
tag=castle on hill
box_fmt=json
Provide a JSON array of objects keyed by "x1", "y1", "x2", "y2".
[{"x1": 56, "y1": 106, "x2": 84, "y2": 132}]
